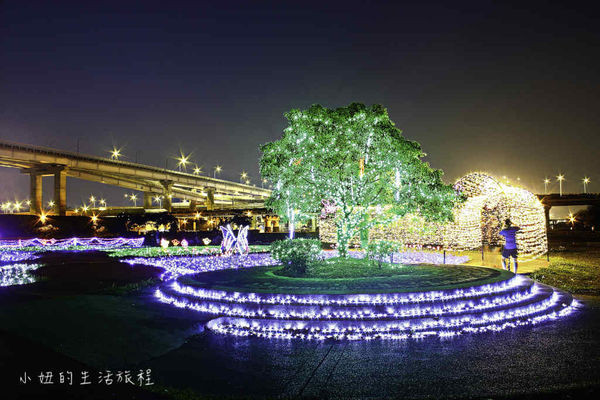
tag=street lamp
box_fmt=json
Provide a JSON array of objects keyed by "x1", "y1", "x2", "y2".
[
  {"x1": 262, "y1": 178, "x2": 268, "y2": 188},
  {"x1": 48, "y1": 200, "x2": 55, "y2": 209},
  {"x1": 583, "y1": 177, "x2": 590, "y2": 194},
  {"x1": 177, "y1": 153, "x2": 190, "y2": 171},
  {"x1": 214, "y1": 165, "x2": 222, "y2": 179},
  {"x1": 544, "y1": 178, "x2": 550, "y2": 194},
  {"x1": 129, "y1": 194, "x2": 138, "y2": 206},
  {"x1": 193, "y1": 165, "x2": 202, "y2": 175},
  {"x1": 240, "y1": 171, "x2": 248, "y2": 183},
  {"x1": 153, "y1": 195, "x2": 163, "y2": 208},
  {"x1": 556, "y1": 174, "x2": 565, "y2": 196},
  {"x1": 89, "y1": 195, "x2": 96, "y2": 208},
  {"x1": 99, "y1": 199, "x2": 106, "y2": 207},
  {"x1": 110, "y1": 147, "x2": 121, "y2": 160}
]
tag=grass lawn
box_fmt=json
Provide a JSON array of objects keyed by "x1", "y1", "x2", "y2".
[
  {"x1": 275, "y1": 257, "x2": 403, "y2": 279},
  {"x1": 530, "y1": 248, "x2": 600, "y2": 295}
]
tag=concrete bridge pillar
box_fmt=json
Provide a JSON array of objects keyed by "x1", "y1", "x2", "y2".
[
  {"x1": 544, "y1": 205, "x2": 551, "y2": 232},
  {"x1": 160, "y1": 180, "x2": 173, "y2": 212},
  {"x1": 143, "y1": 192, "x2": 153, "y2": 209},
  {"x1": 205, "y1": 189, "x2": 215, "y2": 211},
  {"x1": 29, "y1": 173, "x2": 43, "y2": 215},
  {"x1": 53, "y1": 169, "x2": 67, "y2": 216}
]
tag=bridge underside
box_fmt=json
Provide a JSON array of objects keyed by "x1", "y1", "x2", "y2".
[{"x1": 0, "y1": 140, "x2": 270, "y2": 215}]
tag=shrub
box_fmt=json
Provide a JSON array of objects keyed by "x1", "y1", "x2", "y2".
[
  {"x1": 366, "y1": 240, "x2": 398, "y2": 268},
  {"x1": 270, "y1": 239, "x2": 322, "y2": 276}
]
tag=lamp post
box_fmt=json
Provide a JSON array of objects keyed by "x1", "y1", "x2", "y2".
[
  {"x1": 262, "y1": 178, "x2": 268, "y2": 188},
  {"x1": 557, "y1": 174, "x2": 565, "y2": 196},
  {"x1": 543, "y1": 178, "x2": 550, "y2": 194},
  {"x1": 129, "y1": 194, "x2": 138, "y2": 207},
  {"x1": 583, "y1": 177, "x2": 590, "y2": 194},
  {"x1": 240, "y1": 171, "x2": 248, "y2": 183},
  {"x1": 89, "y1": 195, "x2": 96, "y2": 208},
  {"x1": 214, "y1": 165, "x2": 222, "y2": 179}
]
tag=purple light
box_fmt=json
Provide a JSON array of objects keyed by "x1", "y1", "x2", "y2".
[
  {"x1": 145, "y1": 251, "x2": 578, "y2": 341},
  {"x1": 0, "y1": 237, "x2": 144, "y2": 250}
]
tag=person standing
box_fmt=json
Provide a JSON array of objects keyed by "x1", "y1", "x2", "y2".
[{"x1": 499, "y1": 219, "x2": 520, "y2": 274}]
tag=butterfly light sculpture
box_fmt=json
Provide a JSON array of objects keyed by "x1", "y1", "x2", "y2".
[{"x1": 220, "y1": 224, "x2": 249, "y2": 255}]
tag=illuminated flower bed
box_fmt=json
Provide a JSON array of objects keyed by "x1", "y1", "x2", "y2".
[
  {"x1": 149, "y1": 253, "x2": 577, "y2": 341},
  {"x1": 125, "y1": 253, "x2": 279, "y2": 281},
  {"x1": 106, "y1": 245, "x2": 270, "y2": 259},
  {"x1": 0, "y1": 263, "x2": 41, "y2": 287},
  {"x1": 0, "y1": 251, "x2": 40, "y2": 264},
  {"x1": 0, "y1": 237, "x2": 145, "y2": 251}
]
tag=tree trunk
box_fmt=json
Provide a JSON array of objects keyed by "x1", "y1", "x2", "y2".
[{"x1": 337, "y1": 218, "x2": 351, "y2": 258}]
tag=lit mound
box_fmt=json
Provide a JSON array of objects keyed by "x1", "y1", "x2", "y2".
[{"x1": 155, "y1": 264, "x2": 576, "y2": 340}]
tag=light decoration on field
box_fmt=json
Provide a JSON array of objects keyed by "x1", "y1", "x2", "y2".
[
  {"x1": 0, "y1": 263, "x2": 41, "y2": 287},
  {"x1": 152, "y1": 256, "x2": 576, "y2": 340},
  {"x1": 126, "y1": 252, "x2": 278, "y2": 281},
  {"x1": 0, "y1": 251, "x2": 40, "y2": 264},
  {"x1": 105, "y1": 245, "x2": 270, "y2": 259},
  {"x1": 0, "y1": 237, "x2": 145, "y2": 250},
  {"x1": 319, "y1": 173, "x2": 548, "y2": 259}
]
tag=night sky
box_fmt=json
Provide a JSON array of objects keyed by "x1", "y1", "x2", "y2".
[{"x1": 1, "y1": 1, "x2": 598, "y2": 215}]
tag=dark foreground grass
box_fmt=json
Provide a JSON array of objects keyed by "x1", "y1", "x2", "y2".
[{"x1": 531, "y1": 249, "x2": 600, "y2": 295}]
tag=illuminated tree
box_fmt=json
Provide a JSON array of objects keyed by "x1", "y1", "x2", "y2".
[{"x1": 260, "y1": 103, "x2": 459, "y2": 257}]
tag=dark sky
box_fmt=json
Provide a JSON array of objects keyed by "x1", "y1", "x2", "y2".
[{"x1": 1, "y1": 0, "x2": 599, "y2": 213}]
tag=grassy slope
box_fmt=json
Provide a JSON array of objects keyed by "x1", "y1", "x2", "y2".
[{"x1": 531, "y1": 249, "x2": 600, "y2": 295}]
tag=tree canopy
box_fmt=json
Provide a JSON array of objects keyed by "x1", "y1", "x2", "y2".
[{"x1": 260, "y1": 103, "x2": 460, "y2": 256}]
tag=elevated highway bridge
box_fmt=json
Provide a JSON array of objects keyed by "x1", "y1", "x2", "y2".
[
  {"x1": 0, "y1": 140, "x2": 271, "y2": 215},
  {"x1": 536, "y1": 193, "x2": 600, "y2": 226}
]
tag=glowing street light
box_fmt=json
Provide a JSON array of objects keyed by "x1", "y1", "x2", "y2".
[
  {"x1": 583, "y1": 177, "x2": 590, "y2": 194},
  {"x1": 556, "y1": 174, "x2": 565, "y2": 196},
  {"x1": 110, "y1": 147, "x2": 122, "y2": 160},
  {"x1": 25, "y1": 200, "x2": 31, "y2": 207},
  {"x1": 13, "y1": 201, "x2": 22, "y2": 212},
  {"x1": 153, "y1": 195, "x2": 163, "y2": 207},
  {"x1": 48, "y1": 200, "x2": 55, "y2": 209},
  {"x1": 240, "y1": 171, "x2": 248, "y2": 183},
  {"x1": 39, "y1": 212, "x2": 47, "y2": 224},
  {"x1": 81, "y1": 204, "x2": 89, "y2": 214},
  {"x1": 99, "y1": 199, "x2": 106, "y2": 207},
  {"x1": 129, "y1": 194, "x2": 138, "y2": 206},
  {"x1": 193, "y1": 165, "x2": 202, "y2": 175},
  {"x1": 177, "y1": 153, "x2": 190, "y2": 171},
  {"x1": 91, "y1": 214, "x2": 99, "y2": 225},
  {"x1": 262, "y1": 178, "x2": 268, "y2": 188},
  {"x1": 543, "y1": 178, "x2": 550, "y2": 194},
  {"x1": 214, "y1": 165, "x2": 222, "y2": 178},
  {"x1": 89, "y1": 195, "x2": 96, "y2": 208}
]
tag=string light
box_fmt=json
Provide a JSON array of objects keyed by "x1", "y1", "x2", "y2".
[
  {"x1": 320, "y1": 173, "x2": 548, "y2": 260},
  {"x1": 146, "y1": 251, "x2": 576, "y2": 341},
  {"x1": 0, "y1": 237, "x2": 144, "y2": 250}
]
